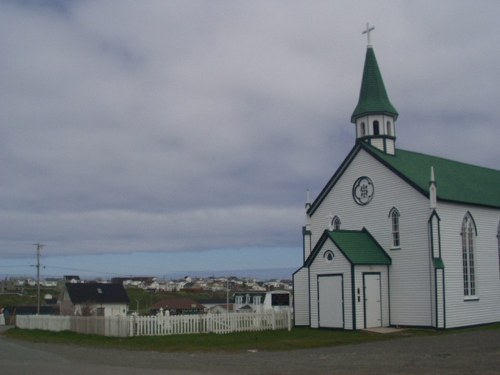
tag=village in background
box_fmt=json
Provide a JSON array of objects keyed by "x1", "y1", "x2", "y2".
[{"x1": 0, "y1": 274, "x2": 293, "y2": 324}]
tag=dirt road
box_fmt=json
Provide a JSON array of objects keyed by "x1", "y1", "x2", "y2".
[{"x1": 1, "y1": 326, "x2": 499, "y2": 374}]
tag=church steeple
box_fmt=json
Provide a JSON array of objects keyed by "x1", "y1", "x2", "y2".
[{"x1": 351, "y1": 24, "x2": 398, "y2": 155}]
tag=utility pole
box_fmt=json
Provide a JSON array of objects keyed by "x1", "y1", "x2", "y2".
[{"x1": 34, "y1": 243, "x2": 44, "y2": 315}]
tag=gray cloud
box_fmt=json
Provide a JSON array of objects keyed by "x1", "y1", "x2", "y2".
[{"x1": 0, "y1": 0, "x2": 498, "y2": 259}]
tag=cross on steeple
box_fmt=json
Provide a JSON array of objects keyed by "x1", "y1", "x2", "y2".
[{"x1": 362, "y1": 23, "x2": 375, "y2": 46}]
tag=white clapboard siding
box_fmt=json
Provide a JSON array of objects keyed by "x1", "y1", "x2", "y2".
[
  {"x1": 437, "y1": 202, "x2": 500, "y2": 328},
  {"x1": 292, "y1": 267, "x2": 310, "y2": 326},
  {"x1": 354, "y1": 266, "x2": 390, "y2": 329},
  {"x1": 309, "y1": 238, "x2": 353, "y2": 329},
  {"x1": 308, "y1": 149, "x2": 433, "y2": 327}
]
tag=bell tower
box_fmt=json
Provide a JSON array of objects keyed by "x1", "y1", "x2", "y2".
[{"x1": 351, "y1": 24, "x2": 398, "y2": 155}]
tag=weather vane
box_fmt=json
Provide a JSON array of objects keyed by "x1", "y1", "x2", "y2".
[{"x1": 362, "y1": 23, "x2": 375, "y2": 46}]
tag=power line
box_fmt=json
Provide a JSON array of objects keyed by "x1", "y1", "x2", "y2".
[{"x1": 44, "y1": 265, "x2": 133, "y2": 277}]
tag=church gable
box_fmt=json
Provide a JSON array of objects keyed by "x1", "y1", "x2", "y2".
[
  {"x1": 307, "y1": 143, "x2": 362, "y2": 216},
  {"x1": 305, "y1": 229, "x2": 391, "y2": 267},
  {"x1": 308, "y1": 141, "x2": 500, "y2": 221}
]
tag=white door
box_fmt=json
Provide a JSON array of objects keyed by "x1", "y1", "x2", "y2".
[
  {"x1": 318, "y1": 275, "x2": 343, "y2": 328},
  {"x1": 364, "y1": 273, "x2": 382, "y2": 328}
]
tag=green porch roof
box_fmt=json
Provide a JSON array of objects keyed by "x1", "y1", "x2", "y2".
[
  {"x1": 326, "y1": 229, "x2": 391, "y2": 265},
  {"x1": 363, "y1": 143, "x2": 500, "y2": 208}
]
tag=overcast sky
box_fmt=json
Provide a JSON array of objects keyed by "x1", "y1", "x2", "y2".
[{"x1": 1, "y1": 1, "x2": 499, "y2": 278}]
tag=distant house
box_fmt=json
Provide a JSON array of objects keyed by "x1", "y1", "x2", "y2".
[
  {"x1": 233, "y1": 291, "x2": 292, "y2": 312},
  {"x1": 151, "y1": 298, "x2": 205, "y2": 315},
  {"x1": 60, "y1": 283, "x2": 130, "y2": 317},
  {"x1": 63, "y1": 275, "x2": 81, "y2": 283},
  {"x1": 196, "y1": 298, "x2": 233, "y2": 314}
]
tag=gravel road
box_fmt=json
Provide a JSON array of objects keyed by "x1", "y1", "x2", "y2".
[{"x1": 1, "y1": 326, "x2": 499, "y2": 374}]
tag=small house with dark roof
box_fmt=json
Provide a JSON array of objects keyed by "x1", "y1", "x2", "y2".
[
  {"x1": 293, "y1": 26, "x2": 500, "y2": 330},
  {"x1": 151, "y1": 298, "x2": 204, "y2": 315},
  {"x1": 60, "y1": 283, "x2": 130, "y2": 317}
]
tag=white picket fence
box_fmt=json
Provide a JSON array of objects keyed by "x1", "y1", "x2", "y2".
[
  {"x1": 16, "y1": 309, "x2": 292, "y2": 337},
  {"x1": 16, "y1": 315, "x2": 132, "y2": 337}
]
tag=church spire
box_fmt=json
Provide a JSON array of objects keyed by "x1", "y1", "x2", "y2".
[{"x1": 351, "y1": 24, "x2": 399, "y2": 155}]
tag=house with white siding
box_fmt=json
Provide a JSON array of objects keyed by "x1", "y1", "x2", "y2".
[
  {"x1": 60, "y1": 282, "x2": 130, "y2": 317},
  {"x1": 293, "y1": 29, "x2": 500, "y2": 330}
]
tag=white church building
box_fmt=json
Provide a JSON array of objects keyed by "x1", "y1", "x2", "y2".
[{"x1": 293, "y1": 28, "x2": 500, "y2": 330}]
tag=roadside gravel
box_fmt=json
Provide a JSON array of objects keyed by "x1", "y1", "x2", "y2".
[{"x1": 1, "y1": 326, "x2": 499, "y2": 374}]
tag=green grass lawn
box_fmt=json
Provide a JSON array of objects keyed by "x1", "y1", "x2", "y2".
[{"x1": 4, "y1": 323, "x2": 499, "y2": 353}]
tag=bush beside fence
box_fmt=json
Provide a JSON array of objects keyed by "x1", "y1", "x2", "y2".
[{"x1": 16, "y1": 309, "x2": 292, "y2": 337}]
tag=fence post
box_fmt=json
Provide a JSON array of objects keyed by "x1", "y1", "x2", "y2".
[{"x1": 287, "y1": 308, "x2": 292, "y2": 331}]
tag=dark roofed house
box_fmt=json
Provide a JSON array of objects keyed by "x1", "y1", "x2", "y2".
[
  {"x1": 151, "y1": 298, "x2": 204, "y2": 315},
  {"x1": 60, "y1": 283, "x2": 130, "y2": 317},
  {"x1": 64, "y1": 275, "x2": 81, "y2": 282}
]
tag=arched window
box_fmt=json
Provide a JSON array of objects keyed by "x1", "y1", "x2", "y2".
[
  {"x1": 461, "y1": 213, "x2": 477, "y2": 296},
  {"x1": 389, "y1": 207, "x2": 400, "y2": 247},
  {"x1": 387, "y1": 121, "x2": 392, "y2": 136},
  {"x1": 331, "y1": 216, "x2": 341, "y2": 231},
  {"x1": 360, "y1": 122, "x2": 366, "y2": 137},
  {"x1": 323, "y1": 250, "x2": 335, "y2": 263},
  {"x1": 373, "y1": 120, "x2": 380, "y2": 135}
]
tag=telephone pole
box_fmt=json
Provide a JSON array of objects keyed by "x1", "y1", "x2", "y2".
[{"x1": 34, "y1": 243, "x2": 45, "y2": 315}]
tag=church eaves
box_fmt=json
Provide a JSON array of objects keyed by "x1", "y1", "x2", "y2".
[{"x1": 364, "y1": 143, "x2": 500, "y2": 209}]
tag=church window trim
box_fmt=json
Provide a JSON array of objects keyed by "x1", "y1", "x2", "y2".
[
  {"x1": 331, "y1": 216, "x2": 341, "y2": 231},
  {"x1": 461, "y1": 212, "x2": 478, "y2": 299},
  {"x1": 389, "y1": 207, "x2": 401, "y2": 249},
  {"x1": 324, "y1": 250, "x2": 335, "y2": 264}
]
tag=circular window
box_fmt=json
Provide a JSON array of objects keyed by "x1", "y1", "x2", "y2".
[
  {"x1": 352, "y1": 176, "x2": 374, "y2": 206},
  {"x1": 324, "y1": 250, "x2": 334, "y2": 263}
]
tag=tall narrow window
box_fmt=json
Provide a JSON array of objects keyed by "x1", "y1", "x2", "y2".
[
  {"x1": 360, "y1": 122, "x2": 366, "y2": 137},
  {"x1": 331, "y1": 216, "x2": 341, "y2": 231},
  {"x1": 389, "y1": 207, "x2": 400, "y2": 247},
  {"x1": 461, "y1": 213, "x2": 477, "y2": 296},
  {"x1": 387, "y1": 121, "x2": 392, "y2": 136},
  {"x1": 497, "y1": 221, "x2": 500, "y2": 279},
  {"x1": 373, "y1": 120, "x2": 380, "y2": 135}
]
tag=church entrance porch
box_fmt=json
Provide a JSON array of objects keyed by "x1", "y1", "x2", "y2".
[
  {"x1": 317, "y1": 274, "x2": 344, "y2": 328},
  {"x1": 363, "y1": 273, "x2": 382, "y2": 328}
]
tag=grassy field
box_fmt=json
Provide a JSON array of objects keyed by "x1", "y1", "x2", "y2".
[{"x1": 4, "y1": 323, "x2": 499, "y2": 353}]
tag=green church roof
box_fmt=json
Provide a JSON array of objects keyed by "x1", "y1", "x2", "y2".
[
  {"x1": 305, "y1": 228, "x2": 391, "y2": 266},
  {"x1": 363, "y1": 143, "x2": 500, "y2": 208},
  {"x1": 326, "y1": 229, "x2": 391, "y2": 265},
  {"x1": 351, "y1": 47, "x2": 398, "y2": 123}
]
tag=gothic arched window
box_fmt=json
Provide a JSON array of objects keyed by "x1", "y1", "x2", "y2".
[
  {"x1": 389, "y1": 207, "x2": 400, "y2": 248},
  {"x1": 461, "y1": 213, "x2": 477, "y2": 296},
  {"x1": 331, "y1": 216, "x2": 341, "y2": 231}
]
